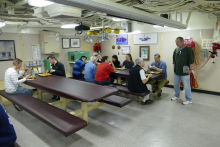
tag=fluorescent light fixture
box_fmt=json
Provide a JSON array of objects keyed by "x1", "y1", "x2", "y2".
[
  {"x1": 153, "y1": 25, "x2": 163, "y2": 28},
  {"x1": 84, "y1": 35, "x2": 93, "y2": 43},
  {"x1": 28, "y1": 0, "x2": 54, "y2": 7},
  {"x1": 0, "y1": 20, "x2": 5, "y2": 28},
  {"x1": 90, "y1": 26, "x2": 110, "y2": 30},
  {"x1": 132, "y1": 30, "x2": 141, "y2": 34},
  {"x1": 61, "y1": 23, "x2": 78, "y2": 28},
  {"x1": 112, "y1": 17, "x2": 127, "y2": 22}
]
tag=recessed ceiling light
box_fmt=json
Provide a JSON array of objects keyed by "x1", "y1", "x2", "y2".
[
  {"x1": 153, "y1": 25, "x2": 163, "y2": 28},
  {"x1": 28, "y1": 0, "x2": 54, "y2": 7},
  {"x1": 112, "y1": 18, "x2": 128, "y2": 22},
  {"x1": 61, "y1": 23, "x2": 78, "y2": 29},
  {"x1": 0, "y1": 20, "x2": 5, "y2": 28}
]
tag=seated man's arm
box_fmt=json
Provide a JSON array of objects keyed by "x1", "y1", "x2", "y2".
[
  {"x1": 140, "y1": 69, "x2": 152, "y2": 84},
  {"x1": 18, "y1": 71, "x2": 24, "y2": 78},
  {"x1": 153, "y1": 66, "x2": 163, "y2": 73},
  {"x1": 93, "y1": 66, "x2": 97, "y2": 77},
  {"x1": 148, "y1": 62, "x2": 154, "y2": 71},
  {"x1": 11, "y1": 72, "x2": 26, "y2": 85},
  {"x1": 120, "y1": 61, "x2": 125, "y2": 67},
  {"x1": 54, "y1": 64, "x2": 65, "y2": 76}
]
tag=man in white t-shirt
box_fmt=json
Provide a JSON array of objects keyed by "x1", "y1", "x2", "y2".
[
  {"x1": 128, "y1": 57, "x2": 153, "y2": 105},
  {"x1": 4, "y1": 58, "x2": 33, "y2": 95}
]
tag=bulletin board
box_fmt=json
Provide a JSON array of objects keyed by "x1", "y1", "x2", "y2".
[{"x1": 0, "y1": 40, "x2": 16, "y2": 61}]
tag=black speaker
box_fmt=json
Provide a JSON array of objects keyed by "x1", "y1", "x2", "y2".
[
  {"x1": 75, "y1": 23, "x2": 90, "y2": 35},
  {"x1": 160, "y1": 14, "x2": 169, "y2": 19}
]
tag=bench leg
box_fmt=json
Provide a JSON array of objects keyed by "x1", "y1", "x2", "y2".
[
  {"x1": 61, "y1": 98, "x2": 67, "y2": 111},
  {"x1": 117, "y1": 77, "x2": 121, "y2": 85},
  {"x1": 37, "y1": 89, "x2": 42, "y2": 101},
  {"x1": 81, "y1": 102, "x2": 88, "y2": 123}
]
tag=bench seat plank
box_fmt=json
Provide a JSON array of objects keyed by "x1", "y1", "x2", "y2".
[
  {"x1": 0, "y1": 90, "x2": 87, "y2": 137},
  {"x1": 100, "y1": 95, "x2": 132, "y2": 108},
  {"x1": 109, "y1": 84, "x2": 149, "y2": 97}
]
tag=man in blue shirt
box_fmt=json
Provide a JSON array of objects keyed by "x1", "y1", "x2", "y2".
[
  {"x1": 84, "y1": 56, "x2": 97, "y2": 82},
  {"x1": 147, "y1": 53, "x2": 167, "y2": 97},
  {"x1": 0, "y1": 104, "x2": 17, "y2": 147},
  {"x1": 72, "y1": 56, "x2": 87, "y2": 78}
]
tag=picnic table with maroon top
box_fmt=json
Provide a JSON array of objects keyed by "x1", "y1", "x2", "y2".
[
  {"x1": 24, "y1": 75, "x2": 118, "y2": 122},
  {"x1": 110, "y1": 69, "x2": 163, "y2": 84}
]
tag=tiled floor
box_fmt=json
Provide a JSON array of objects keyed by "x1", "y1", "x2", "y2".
[{"x1": 4, "y1": 86, "x2": 220, "y2": 147}]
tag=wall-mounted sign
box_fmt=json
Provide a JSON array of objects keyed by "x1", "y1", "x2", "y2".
[
  {"x1": 134, "y1": 33, "x2": 157, "y2": 45},
  {"x1": 202, "y1": 39, "x2": 213, "y2": 49},
  {"x1": 121, "y1": 46, "x2": 130, "y2": 55}
]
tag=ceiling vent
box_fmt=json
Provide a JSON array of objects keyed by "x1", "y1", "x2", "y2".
[{"x1": 34, "y1": 4, "x2": 82, "y2": 18}]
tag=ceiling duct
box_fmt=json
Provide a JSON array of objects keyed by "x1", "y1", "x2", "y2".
[
  {"x1": 34, "y1": 4, "x2": 82, "y2": 18},
  {"x1": 47, "y1": 0, "x2": 187, "y2": 29}
]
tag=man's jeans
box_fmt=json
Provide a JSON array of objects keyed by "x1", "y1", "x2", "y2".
[
  {"x1": 174, "y1": 73, "x2": 192, "y2": 101},
  {"x1": 11, "y1": 86, "x2": 34, "y2": 96}
]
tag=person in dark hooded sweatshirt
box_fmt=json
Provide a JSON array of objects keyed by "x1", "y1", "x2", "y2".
[
  {"x1": 0, "y1": 104, "x2": 17, "y2": 147},
  {"x1": 112, "y1": 55, "x2": 121, "y2": 68}
]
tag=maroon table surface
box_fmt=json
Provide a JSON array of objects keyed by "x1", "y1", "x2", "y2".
[
  {"x1": 25, "y1": 75, "x2": 118, "y2": 102},
  {"x1": 110, "y1": 69, "x2": 163, "y2": 79}
]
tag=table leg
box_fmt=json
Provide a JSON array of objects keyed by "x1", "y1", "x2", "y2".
[
  {"x1": 37, "y1": 89, "x2": 42, "y2": 100},
  {"x1": 117, "y1": 77, "x2": 121, "y2": 84},
  {"x1": 61, "y1": 97, "x2": 66, "y2": 111},
  {"x1": 81, "y1": 102, "x2": 88, "y2": 123}
]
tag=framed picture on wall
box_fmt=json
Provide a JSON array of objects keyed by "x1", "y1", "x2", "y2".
[
  {"x1": 116, "y1": 34, "x2": 128, "y2": 45},
  {"x1": 0, "y1": 40, "x2": 16, "y2": 61},
  {"x1": 121, "y1": 46, "x2": 130, "y2": 55},
  {"x1": 62, "y1": 38, "x2": 70, "y2": 49},
  {"x1": 140, "y1": 46, "x2": 150, "y2": 61},
  {"x1": 70, "y1": 38, "x2": 80, "y2": 48}
]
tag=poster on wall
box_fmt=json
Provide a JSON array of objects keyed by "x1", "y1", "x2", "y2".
[
  {"x1": 0, "y1": 40, "x2": 16, "y2": 61},
  {"x1": 32, "y1": 44, "x2": 41, "y2": 59},
  {"x1": 71, "y1": 38, "x2": 80, "y2": 48},
  {"x1": 116, "y1": 34, "x2": 128, "y2": 45},
  {"x1": 62, "y1": 38, "x2": 70, "y2": 49},
  {"x1": 140, "y1": 46, "x2": 150, "y2": 61},
  {"x1": 202, "y1": 39, "x2": 213, "y2": 49},
  {"x1": 134, "y1": 33, "x2": 157, "y2": 45},
  {"x1": 121, "y1": 46, "x2": 130, "y2": 55}
]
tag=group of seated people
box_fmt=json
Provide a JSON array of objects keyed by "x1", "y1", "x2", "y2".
[
  {"x1": 3, "y1": 52, "x2": 167, "y2": 110},
  {"x1": 72, "y1": 53, "x2": 167, "y2": 105}
]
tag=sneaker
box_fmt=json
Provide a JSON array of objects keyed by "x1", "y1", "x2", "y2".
[
  {"x1": 182, "y1": 101, "x2": 192, "y2": 105},
  {"x1": 52, "y1": 95, "x2": 57, "y2": 100},
  {"x1": 157, "y1": 90, "x2": 162, "y2": 97},
  {"x1": 13, "y1": 104, "x2": 23, "y2": 111},
  {"x1": 141, "y1": 99, "x2": 154, "y2": 105},
  {"x1": 56, "y1": 97, "x2": 60, "y2": 100},
  {"x1": 171, "y1": 97, "x2": 180, "y2": 101}
]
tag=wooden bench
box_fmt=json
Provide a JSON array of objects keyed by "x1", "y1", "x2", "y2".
[
  {"x1": 109, "y1": 84, "x2": 149, "y2": 97},
  {"x1": 0, "y1": 90, "x2": 87, "y2": 137},
  {"x1": 100, "y1": 95, "x2": 132, "y2": 108}
]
